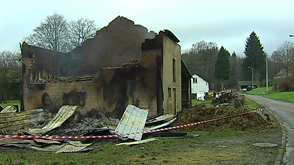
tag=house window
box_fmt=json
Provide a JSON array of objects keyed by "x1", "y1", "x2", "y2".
[
  {"x1": 193, "y1": 78, "x2": 197, "y2": 83},
  {"x1": 168, "y1": 88, "x2": 171, "y2": 100},
  {"x1": 173, "y1": 58, "x2": 176, "y2": 82}
]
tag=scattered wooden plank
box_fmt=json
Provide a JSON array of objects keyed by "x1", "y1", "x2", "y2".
[
  {"x1": 0, "y1": 109, "x2": 44, "y2": 131},
  {"x1": 116, "y1": 138, "x2": 157, "y2": 146}
]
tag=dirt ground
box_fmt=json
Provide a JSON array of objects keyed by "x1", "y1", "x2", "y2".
[{"x1": 173, "y1": 104, "x2": 278, "y2": 132}]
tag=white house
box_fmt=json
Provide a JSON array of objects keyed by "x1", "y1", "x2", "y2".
[{"x1": 191, "y1": 74, "x2": 209, "y2": 100}]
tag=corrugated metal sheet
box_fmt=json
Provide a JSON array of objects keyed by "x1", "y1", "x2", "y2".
[
  {"x1": 115, "y1": 105, "x2": 148, "y2": 141},
  {"x1": 145, "y1": 114, "x2": 175, "y2": 125},
  {"x1": 56, "y1": 141, "x2": 92, "y2": 153},
  {"x1": 29, "y1": 144, "x2": 64, "y2": 152},
  {"x1": 0, "y1": 105, "x2": 18, "y2": 113},
  {"x1": 34, "y1": 139, "x2": 61, "y2": 145},
  {"x1": 144, "y1": 117, "x2": 177, "y2": 131},
  {"x1": 27, "y1": 105, "x2": 78, "y2": 135}
]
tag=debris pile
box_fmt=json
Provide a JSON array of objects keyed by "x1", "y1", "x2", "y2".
[
  {"x1": 0, "y1": 103, "x2": 276, "y2": 152},
  {"x1": 211, "y1": 90, "x2": 245, "y2": 108},
  {"x1": 173, "y1": 104, "x2": 276, "y2": 132},
  {"x1": 0, "y1": 105, "x2": 177, "y2": 152},
  {"x1": 211, "y1": 90, "x2": 234, "y2": 106}
]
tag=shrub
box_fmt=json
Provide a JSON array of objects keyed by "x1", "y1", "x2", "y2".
[{"x1": 276, "y1": 77, "x2": 294, "y2": 92}]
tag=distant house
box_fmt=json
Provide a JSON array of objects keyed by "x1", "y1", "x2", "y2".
[
  {"x1": 191, "y1": 74, "x2": 209, "y2": 96},
  {"x1": 273, "y1": 68, "x2": 293, "y2": 80}
]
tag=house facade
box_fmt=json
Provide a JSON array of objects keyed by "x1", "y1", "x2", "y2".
[
  {"x1": 21, "y1": 16, "x2": 191, "y2": 119},
  {"x1": 191, "y1": 74, "x2": 209, "y2": 94}
]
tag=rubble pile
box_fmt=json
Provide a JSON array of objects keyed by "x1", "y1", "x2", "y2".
[
  {"x1": 52, "y1": 117, "x2": 119, "y2": 136},
  {"x1": 211, "y1": 90, "x2": 245, "y2": 108},
  {"x1": 173, "y1": 104, "x2": 276, "y2": 132},
  {"x1": 0, "y1": 114, "x2": 114, "y2": 138}
]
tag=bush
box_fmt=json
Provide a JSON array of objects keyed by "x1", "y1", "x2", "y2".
[{"x1": 276, "y1": 77, "x2": 294, "y2": 92}]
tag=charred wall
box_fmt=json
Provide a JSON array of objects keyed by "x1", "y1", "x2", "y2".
[
  {"x1": 21, "y1": 16, "x2": 188, "y2": 119},
  {"x1": 21, "y1": 43, "x2": 72, "y2": 78},
  {"x1": 21, "y1": 16, "x2": 160, "y2": 118},
  {"x1": 69, "y1": 16, "x2": 156, "y2": 76}
]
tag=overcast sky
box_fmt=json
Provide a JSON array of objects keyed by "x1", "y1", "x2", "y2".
[{"x1": 1, "y1": 0, "x2": 294, "y2": 56}]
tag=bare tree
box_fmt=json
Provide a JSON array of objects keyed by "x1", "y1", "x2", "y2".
[
  {"x1": 25, "y1": 13, "x2": 70, "y2": 52},
  {"x1": 0, "y1": 51, "x2": 21, "y2": 102},
  {"x1": 0, "y1": 51, "x2": 21, "y2": 68},
  {"x1": 68, "y1": 18, "x2": 97, "y2": 47},
  {"x1": 271, "y1": 40, "x2": 294, "y2": 77},
  {"x1": 182, "y1": 40, "x2": 219, "y2": 89},
  {"x1": 25, "y1": 13, "x2": 98, "y2": 52}
]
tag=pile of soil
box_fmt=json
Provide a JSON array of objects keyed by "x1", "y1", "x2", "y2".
[{"x1": 172, "y1": 104, "x2": 277, "y2": 132}]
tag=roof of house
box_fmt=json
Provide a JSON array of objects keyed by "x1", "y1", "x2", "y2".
[
  {"x1": 191, "y1": 74, "x2": 209, "y2": 83},
  {"x1": 181, "y1": 60, "x2": 192, "y2": 78},
  {"x1": 238, "y1": 81, "x2": 259, "y2": 86}
]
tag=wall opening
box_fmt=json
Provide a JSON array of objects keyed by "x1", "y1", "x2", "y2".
[
  {"x1": 168, "y1": 88, "x2": 171, "y2": 100},
  {"x1": 173, "y1": 58, "x2": 176, "y2": 82},
  {"x1": 173, "y1": 88, "x2": 176, "y2": 114}
]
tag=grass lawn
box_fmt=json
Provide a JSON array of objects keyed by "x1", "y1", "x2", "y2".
[
  {"x1": 246, "y1": 87, "x2": 294, "y2": 103},
  {"x1": 246, "y1": 87, "x2": 273, "y2": 95},
  {"x1": 243, "y1": 97, "x2": 262, "y2": 109},
  {"x1": 0, "y1": 100, "x2": 21, "y2": 109},
  {"x1": 266, "y1": 91, "x2": 294, "y2": 102},
  {"x1": 191, "y1": 99, "x2": 213, "y2": 107},
  {"x1": 0, "y1": 130, "x2": 278, "y2": 165}
]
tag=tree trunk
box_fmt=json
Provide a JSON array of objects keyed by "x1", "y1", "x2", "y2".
[{"x1": 221, "y1": 79, "x2": 224, "y2": 91}]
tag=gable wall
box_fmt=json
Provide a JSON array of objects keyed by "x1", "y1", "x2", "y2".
[{"x1": 162, "y1": 35, "x2": 182, "y2": 115}]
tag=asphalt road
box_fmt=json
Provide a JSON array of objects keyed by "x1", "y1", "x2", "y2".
[{"x1": 245, "y1": 94, "x2": 294, "y2": 165}]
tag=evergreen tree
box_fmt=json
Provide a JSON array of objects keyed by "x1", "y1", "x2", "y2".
[
  {"x1": 214, "y1": 46, "x2": 231, "y2": 90},
  {"x1": 242, "y1": 31, "x2": 266, "y2": 83},
  {"x1": 228, "y1": 52, "x2": 238, "y2": 88}
]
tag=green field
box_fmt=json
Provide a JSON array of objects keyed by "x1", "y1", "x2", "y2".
[
  {"x1": 266, "y1": 91, "x2": 294, "y2": 102},
  {"x1": 246, "y1": 87, "x2": 294, "y2": 103},
  {"x1": 246, "y1": 87, "x2": 273, "y2": 95},
  {"x1": 0, "y1": 100, "x2": 21, "y2": 109}
]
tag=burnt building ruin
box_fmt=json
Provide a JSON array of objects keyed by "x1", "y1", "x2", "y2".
[{"x1": 21, "y1": 16, "x2": 191, "y2": 119}]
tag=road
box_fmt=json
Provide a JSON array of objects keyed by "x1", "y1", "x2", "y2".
[{"x1": 245, "y1": 95, "x2": 294, "y2": 165}]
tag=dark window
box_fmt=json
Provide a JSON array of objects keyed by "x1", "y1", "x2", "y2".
[
  {"x1": 168, "y1": 88, "x2": 171, "y2": 100},
  {"x1": 173, "y1": 58, "x2": 176, "y2": 82},
  {"x1": 193, "y1": 78, "x2": 197, "y2": 83}
]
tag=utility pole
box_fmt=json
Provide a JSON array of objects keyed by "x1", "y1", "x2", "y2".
[
  {"x1": 248, "y1": 66, "x2": 254, "y2": 89},
  {"x1": 266, "y1": 57, "x2": 269, "y2": 92}
]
